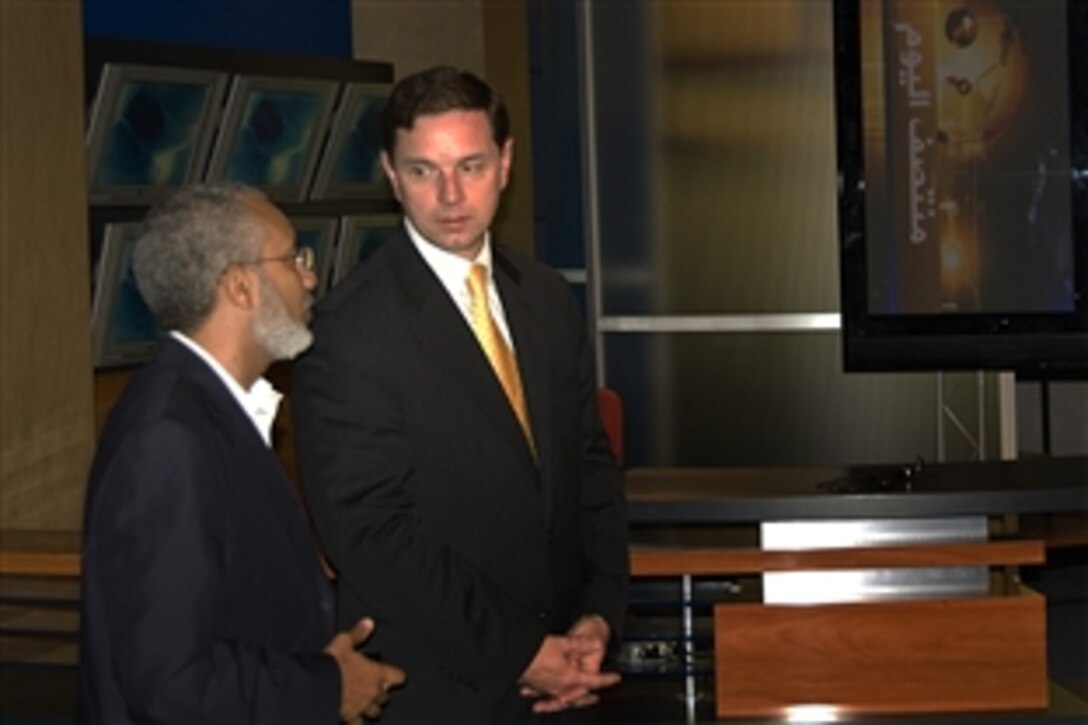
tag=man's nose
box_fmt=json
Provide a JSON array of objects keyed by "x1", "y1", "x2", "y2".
[{"x1": 438, "y1": 169, "x2": 464, "y2": 205}]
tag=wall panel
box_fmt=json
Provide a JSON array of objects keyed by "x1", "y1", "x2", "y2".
[{"x1": 1, "y1": 1, "x2": 94, "y2": 529}]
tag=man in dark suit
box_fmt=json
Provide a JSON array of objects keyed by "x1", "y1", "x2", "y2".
[
  {"x1": 78, "y1": 183, "x2": 405, "y2": 724},
  {"x1": 292, "y1": 66, "x2": 629, "y2": 723}
]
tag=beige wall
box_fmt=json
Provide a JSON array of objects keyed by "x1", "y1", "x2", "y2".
[
  {"x1": 350, "y1": 0, "x2": 535, "y2": 255},
  {"x1": 351, "y1": 0, "x2": 486, "y2": 77},
  {"x1": 1, "y1": 1, "x2": 95, "y2": 529}
]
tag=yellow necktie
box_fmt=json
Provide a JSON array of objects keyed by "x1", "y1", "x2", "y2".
[{"x1": 466, "y1": 263, "x2": 535, "y2": 453}]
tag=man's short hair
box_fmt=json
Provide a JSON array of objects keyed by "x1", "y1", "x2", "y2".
[
  {"x1": 381, "y1": 66, "x2": 510, "y2": 154},
  {"x1": 132, "y1": 182, "x2": 267, "y2": 333}
]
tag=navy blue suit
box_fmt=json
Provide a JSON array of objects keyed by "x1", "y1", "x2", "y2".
[
  {"x1": 78, "y1": 338, "x2": 340, "y2": 723},
  {"x1": 292, "y1": 229, "x2": 629, "y2": 723}
]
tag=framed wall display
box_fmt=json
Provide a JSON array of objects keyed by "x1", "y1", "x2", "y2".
[
  {"x1": 309, "y1": 81, "x2": 392, "y2": 200},
  {"x1": 86, "y1": 63, "x2": 228, "y2": 204},
  {"x1": 833, "y1": 0, "x2": 1088, "y2": 375},
  {"x1": 205, "y1": 74, "x2": 340, "y2": 201},
  {"x1": 332, "y1": 214, "x2": 401, "y2": 285},
  {"x1": 91, "y1": 221, "x2": 161, "y2": 368},
  {"x1": 289, "y1": 215, "x2": 339, "y2": 297}
]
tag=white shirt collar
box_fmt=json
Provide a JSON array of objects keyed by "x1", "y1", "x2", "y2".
[
  {"x1": 169, "y1": 331, "x2": 283, "y2": 447},
  {"x1": 403, "y1": 217, "x2": 493, "y2": 294},
  {"x1": 402, "y1": 218, "x2": 513, "y2": 346}
]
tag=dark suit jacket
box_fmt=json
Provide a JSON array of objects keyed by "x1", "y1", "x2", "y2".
[
  {"x1": 292, "y1": 228, "x2": 629, "y2": 723},
  {"x1": 78, "y1": 338, "x2": 340, "y2": 724}
]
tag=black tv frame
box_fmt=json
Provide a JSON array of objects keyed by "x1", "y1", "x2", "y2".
[
  {"x1": 332, "y1": 213, "x2": 400, "y2": 285},
  {"x1": 84, "y1": 36, "x2": 396, "y2": 219},
  {"x1": 288, "y1": 214, "x2": 340, "y2": 297},
  {"x1": 204, "y1": 74, "x2": 341, "y2": 202},
  {"x1": 86, "y1": 63, "x2": 228, "y2": 205},
  {"x1": 309, "y1": 80, "x2": 393, "y2": 201},
  {"x1": 90, "y1": 215, "x2": 162, "y2": 368},
  {"x1": 833, "y1": 0, "x2": 1088, "y2": 378}
]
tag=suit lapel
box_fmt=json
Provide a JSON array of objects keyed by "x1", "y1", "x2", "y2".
[
  {"x1": 386, "y1": 233, "x2": 538, "y2": 473},
  {"x1": 158, "y1": 340, "x2": 322, "y2": 563},
  {"x1": 494, "y1": 252, "x2": 554, "y2": 480}
]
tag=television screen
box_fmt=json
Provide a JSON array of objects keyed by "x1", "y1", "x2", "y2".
[
  {"x1": 91, "y1": 221, "x2": 161, "y2": 368},
  {"x1": 86, "y1": 63, "x2": 227, "y2": 204},
  {"x1": 835, "y1": 0, "x2": 1088, "y2": 374},
  {"x1": 288, "y1": 215, "x2": 339, "y2": 297},
  {"x1": 332, "y1": 214, "x2": 400, "y2": 286},
  {"x1": 309, "y1": 82, "x2": 392, "y2": 200},
  {"x1": 206, "y1": 74, "x2": 340, "y2": 202}
]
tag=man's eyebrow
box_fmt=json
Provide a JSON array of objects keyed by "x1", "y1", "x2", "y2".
[{"x1": 398, "y1": 152, "x2": 489, "y2": 166}]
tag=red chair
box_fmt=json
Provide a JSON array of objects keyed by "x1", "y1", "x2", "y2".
[{"x1": 597, "y1": 387, "x2": 624, "y2": 466}]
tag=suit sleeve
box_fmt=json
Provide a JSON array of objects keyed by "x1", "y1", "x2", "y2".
[
  {"x1": 83, "y1": 420, "x2": 340, "y2": 723},
  {"x1": 292, "y1": 309, "x2": 547, "y2": 698},
  {"x1": 566, "y1": 290, "x2": 630, "y2": 639}
]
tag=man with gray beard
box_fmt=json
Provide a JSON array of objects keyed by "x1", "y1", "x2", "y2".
[{"x1": 78, "y1": 182, "x2": 404, "y2": 724}]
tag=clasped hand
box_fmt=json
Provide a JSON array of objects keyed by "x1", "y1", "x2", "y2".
[
  {"x1": 520, "y1": 615, "x2": 621, "y2": 713},
  {"x1": 325, "y1": 618, "x2": 406, "y2": 723}
]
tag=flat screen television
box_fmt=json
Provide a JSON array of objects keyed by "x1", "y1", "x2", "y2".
[
  {"x1": 331, "y1": 214, "x2": 400, "y2": 286},
  {"x1": 86, "y1": 63, "x2": 228, "y2": 204},
  {"x1": 309, "y1": 81, "x2": 392, "y2": 201},
  {"x1": 834, "y1": 0, "x2": 1088, "y2": 376},
  {"x1": 288, "y1": 215, "x2": 339, "y2": 298},
  {"x1": 91, "y1": 220, "x2": 162, "y2": 368},
  {"x1": 205, "y1": 74, "x2": 340, "y2": 202}
]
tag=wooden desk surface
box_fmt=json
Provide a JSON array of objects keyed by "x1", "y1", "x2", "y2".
[
  {"x1": 625, "y1": 456, "x2": 1088, "y2": 524},
  {"x1": 4, "y1": 458, "x2": 1086, "y2": 575},
  {"x1": 0, "y1": 530, "x2": 81, "y2": 577}
]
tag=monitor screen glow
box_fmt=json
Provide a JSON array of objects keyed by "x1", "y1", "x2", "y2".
[
  {"x1": 206, "y1": 74, "x2": 340, "y2": 201},
  {"x1": 86, "y1": 63, "x2": 227, "y2": 204},
  {"x1": 834, "y1": 0, "x2": 1088, "y2": 375}
]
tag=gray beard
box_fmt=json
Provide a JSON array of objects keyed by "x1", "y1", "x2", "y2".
[{"x1": 252, "y1": 273, "x2": 313, "y2": 360}]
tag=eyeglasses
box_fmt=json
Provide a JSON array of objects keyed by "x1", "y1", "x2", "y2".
[{"x1": 248, "y1": 246, "x2": 316, "y2": 273}]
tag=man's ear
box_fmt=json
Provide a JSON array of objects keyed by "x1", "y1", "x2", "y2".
[
  {"x1": 219, "y1": 264, "x2": 258, "y2": 311},
  {"x1": 380, "y1": 151, "x2": 402, "y2": 202},
  {"x1": 499, "y1": 137, "x2": 514, "y2": 190}
]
